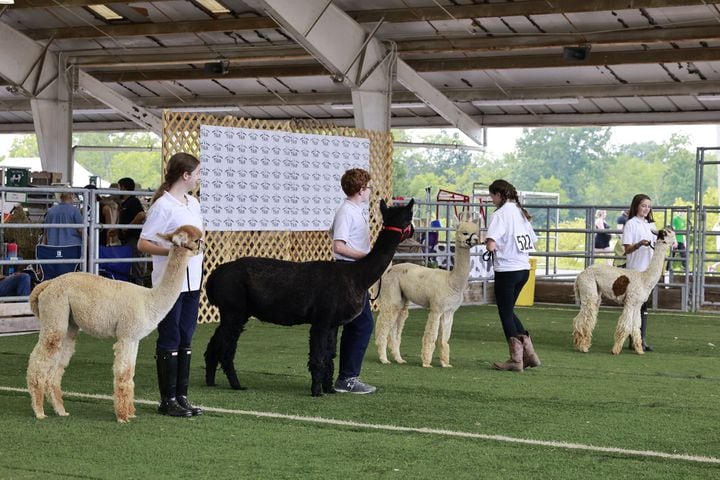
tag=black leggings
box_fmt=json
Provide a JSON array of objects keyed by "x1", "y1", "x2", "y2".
[{"x1": 494, "y1": 269, "x2": 530, "y2": 339}]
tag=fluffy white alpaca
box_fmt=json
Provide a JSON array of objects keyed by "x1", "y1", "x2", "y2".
[
  {"x1": 26, "y1": 225, "x2": 203, "y2": 423},
  {"x1": 375, "y1": 220, "x2": 480, "y2": 367},
  {"x1": 572, "y1": 226, "x2": 675, "y2": 355}
]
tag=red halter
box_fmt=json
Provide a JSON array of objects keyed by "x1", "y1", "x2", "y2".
[{"x1": 384, "y1": 224, "x2": 414, "y2": 241}]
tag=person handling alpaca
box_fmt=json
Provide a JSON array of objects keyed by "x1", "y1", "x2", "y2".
[
  {"x1": 484, "y1": 179, "x2": 541, "y2": 372},
  {"x1": 622, "y1": 193, "x2": 657, "y2": 352},
  {"x1": 138, "y1": 153, "x2": 205, "y2": 417},
  {"x1": 329, "y1": 168, "x2": 376, "y2": 394}
]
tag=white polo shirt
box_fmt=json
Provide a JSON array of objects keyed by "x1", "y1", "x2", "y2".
[
  {"x1": 486, "y1": 201, "x2": 537, "y2": 272},
  {"x1": 330, "y1": 199, "x2": 370, "y2": 262},
  {"x1": 140, "y1": 191, "x2": 204, "y2": 292}
]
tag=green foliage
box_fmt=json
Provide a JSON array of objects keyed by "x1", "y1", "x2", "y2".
[
  {"x1": 392, "y1": 128, "x2": 700, "y2": 212},
  {"x1": 2, "y1": 306, "x2": 719, "y2": 478},
  {"x1": 8, "y1": 132, "x2": 161, "y2": 189}
]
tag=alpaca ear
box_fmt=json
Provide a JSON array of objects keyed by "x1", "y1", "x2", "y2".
[
  {"x1": 406, "y1": 198, "x2": 415, "y2": 210},
  {"x1": 380, "y1": 199, "x2": 388, "y2": 215}
]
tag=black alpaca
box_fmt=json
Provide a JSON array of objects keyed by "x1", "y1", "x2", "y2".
[{"x1": 204, "y1": 199, "x2": 414, "y2": 396}]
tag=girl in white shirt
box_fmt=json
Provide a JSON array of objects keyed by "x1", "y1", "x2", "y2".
[
  {"x1": 139, "y1": 153, "x2": 204, "y2": 417},
  {"x1": 622, "y1": 193, "x2": 657, "y2": 352},
  {"x1": 485, "y1": 179, "x2": 541, "y2": 372}
]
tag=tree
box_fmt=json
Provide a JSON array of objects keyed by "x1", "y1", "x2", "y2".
[
  {"x1": 7, "y1": 132, "x2": 161, "y2": 188},
  {"x1": 508, "y1": 127, "x2": 613, "y2": 204}
]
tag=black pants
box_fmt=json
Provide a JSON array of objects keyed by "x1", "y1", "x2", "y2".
[{"x1": 494, "y1": 269, "x2": 530, "y2": 339}]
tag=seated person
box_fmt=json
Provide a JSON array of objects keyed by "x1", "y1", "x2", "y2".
[{"x1": 0, "y1": 272, "x2": 31, "y2": 297}]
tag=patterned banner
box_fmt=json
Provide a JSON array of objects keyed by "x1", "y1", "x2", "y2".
[{"x1": 199, "y1": 126, "x2": 370, "y2": 231}]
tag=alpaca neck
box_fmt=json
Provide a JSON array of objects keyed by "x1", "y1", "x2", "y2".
[
  {"x1": 448, "y1": 244, "x2": 472, "y2": 292},
  {"x1": 355, "y1": 230, "x2": 402, "y2": 289},
  {"x1": 149, "y1": 247, "x2": 192, "y2": 315},
  {"x1": 641, "y1": 241, "x2": 669, "y2": 288}
]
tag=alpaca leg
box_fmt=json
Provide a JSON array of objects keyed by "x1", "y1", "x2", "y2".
[
  {"x1": 112, "y1": 340, "x2": 139, "y2": 423},
  {"x1": 27, "y1": 330, "x2": 65, "y2": 419},
  {"x1": 438, "y1": 311, "x2": 455, "y2": 368},
  {"x1": 420, "y1": 310, "x2": 442, "y2": 367},
  {"x1": 307, "y1": 324, "x2": 329, "y2": 396},
  {"x1": 46, "y1": 324, "x2": 79, "y2": 418},
  {"x1": 390, "y1": 306, "x2": 409, "y2": 364},
  {"x1": 612, "y1": 306, "x2": 641, "y2": 355},
  {"x1": 630, "y1": 308, "x2": 645, "y2": 354},
  {"x1": 572, "y1": 296, "x2": 600, "y2": 353},
  {"x1": 374, "y1": 308, "x2": 396, "y2": 364},
  {"x1": 205, "y1": 310, "x2": 247, "y2": 390},
  {"x1": 322, "y1": 326, "x2": 339, "y2": 394}
]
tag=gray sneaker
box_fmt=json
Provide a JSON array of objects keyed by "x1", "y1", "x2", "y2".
[{"x1": 334, "y1": 377, "x2": 377, "y2": 394}]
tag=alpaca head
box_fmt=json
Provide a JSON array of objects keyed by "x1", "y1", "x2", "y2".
[
  {"x1": 157, "y1": 225, "x2": 204, "y2": 254},
  {"x1": 454, "y1": 221, "x2": 480, "y2": 249},
  {"x1": 656, "y1": 226, "x2": 676, "y2": 250},
  {"x1": 379, "y1": 199, "x2": 415, "y2": 240}
]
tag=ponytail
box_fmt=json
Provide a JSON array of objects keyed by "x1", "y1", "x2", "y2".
[{"x1": 488, "y1": 179, "x2": 532, "y2": 221}]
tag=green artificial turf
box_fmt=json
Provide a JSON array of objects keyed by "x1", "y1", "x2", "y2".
[{"x1": 1, "y1": 305, "x2": 718, "y2": 479}]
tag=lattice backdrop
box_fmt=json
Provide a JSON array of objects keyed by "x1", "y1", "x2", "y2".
[{"x1": 162, "y1": 113, "x2": 394, "y2": 323}]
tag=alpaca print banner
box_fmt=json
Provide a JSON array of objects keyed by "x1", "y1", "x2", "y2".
[{"x1": 199, "y1": 125, "x2": 370, "y2": 231}]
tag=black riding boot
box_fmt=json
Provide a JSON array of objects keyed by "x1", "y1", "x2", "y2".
[
  {"x1": 177, "y1": 348, "x2": 203, "y2": 416},
  {"x1": 640, "y1": 311, "x2": 653, "y2": 352},
  {"x1": 156, "y1": 349, "x2": 192, "y2": 417}
]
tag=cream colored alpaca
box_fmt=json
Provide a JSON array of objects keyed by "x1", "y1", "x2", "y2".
[
  {"x1": 26, "y1": 225, "x2": 202, "y2": 423},
  {"x1": 375, "y1": 220, "x2": 480, "y2": 367},
  {"x1": 572, "y1": 227, "x2": 675, "y2": 355}
]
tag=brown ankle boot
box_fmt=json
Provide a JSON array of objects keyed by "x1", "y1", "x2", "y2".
[
  {"x1": 519, "y1": 333, "x2": 541, "y2": 368},
  {"x1": 493, "y1": 337, "x2": 524, "y2": 372}
]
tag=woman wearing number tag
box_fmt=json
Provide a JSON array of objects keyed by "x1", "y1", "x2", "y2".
[
  {"x1": 485, "y1": 179, "x2": 541, "y2": 372},
  {"x1": 622, "y1": 194, "x2": 657, "y2": 352}
]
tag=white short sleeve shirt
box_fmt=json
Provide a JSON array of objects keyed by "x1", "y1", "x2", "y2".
[
  {"x1": 140, "y1": 191, "x2": 204, "y2": 291},
  {"x1": 486, "y1": 201, "x2": 538, "y2": 272},
  {"x1": 623, "y1": 217, "x2": 657, "y2": 272},
  {"x1": 330, "y1": 199, "x2": 370, "y2": 262}
]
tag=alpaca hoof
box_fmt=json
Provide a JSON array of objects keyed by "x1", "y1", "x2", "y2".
[
  {"x1": 58, "y1": 411, "x2": 70, "y2": 417},
  {"x1": 116, "y1": 417, "x2": 129, "y2": 423},
  {"x1": 611, "y1": 348, "x2": 621, "y2": 355},
  {"x1": 379, "y1": 358, "x2": 390, "y2": 365},
  {"x1": 395, "y1": 357, "x2": 407, "y2": 364},
  {"x1": 34, "y1": 413, "x2": 47, "y2": 420},
  {"x1": 441, "y1": 363, "x2": 453, "y2": 368},
  {"x1": 422, "y1": 363, "x2": 432, "y2": 368},
  {"x1": 634, "y1": 349, "x2": 645, "y2": 355},
  {"x1": 230, "y1": 384, "x2": 247, "y2": 391}
]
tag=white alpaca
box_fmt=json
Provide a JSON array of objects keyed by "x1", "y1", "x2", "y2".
[
  {"x1": 26, "y1": 225, "x2": 203, "y2": 423},
  {"x1": 572, "y1": 226, "x2": 675, "y2": 355},
  {"x1": 375, "y1": 220, "x2": 480, "y2": 367}
]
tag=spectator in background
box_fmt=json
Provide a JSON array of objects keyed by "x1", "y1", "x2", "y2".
[
  {"x1": 0, "y1": 271, "x2": 31, "y2": 297},
  {"x1": 118, "y1": 177, "x2": 147, "y2": 284},
  {"x1": 43, "y1": 191, "x2": 83, "y2": 246},
  {"x1": 668, "y1": 210, "x2": 687, "y2": 272},
  {"x1": 613, "y1": 210, "x2": 629, "y2": 268},
  {"x1": 593, "y1": 209, "x2": 612, "y2": 264}
]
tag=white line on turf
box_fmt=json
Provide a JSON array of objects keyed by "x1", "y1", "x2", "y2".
[{"x1": 2, "y1": 385, "x2": 718, "y2": 465}]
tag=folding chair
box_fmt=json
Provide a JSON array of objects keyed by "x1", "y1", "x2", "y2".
[
  {"x1": 98, "y1": 244, "x2": 133, "y2": 282},
  {"x1": 35, "y1": 244, "x2": 82, "y2": 281}
]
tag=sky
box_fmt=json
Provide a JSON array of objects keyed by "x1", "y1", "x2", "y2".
[
  {"x1": 1, "y1": 124, "x2": 718, "y2": 159},
  {"x1": 483, "y1": 124, "x2": 719, "y2": 156}
]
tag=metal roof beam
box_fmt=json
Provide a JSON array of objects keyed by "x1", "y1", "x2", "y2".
[
  {"x1": 75, "y1": 69, "x2": 162, "y2": 135},
  {"x1": 4, "y1": 80, "x2": 720, "y2": 111},
  {"x1": 20, "y1": 1, "x2": 712, "y2": 39},
  {"x1": 77, "y1": 46, "x2": 720, "y2": 82}
]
